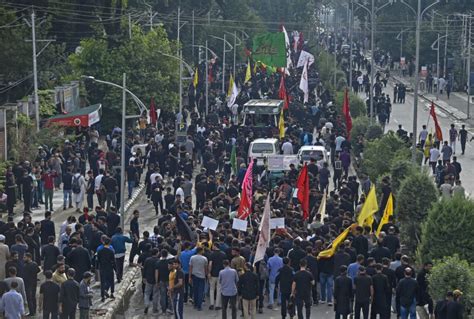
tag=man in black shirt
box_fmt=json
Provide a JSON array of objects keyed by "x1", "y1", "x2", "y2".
[
  {"x1": 97, "y1": 237, "x2": 116, "y2": 302},
  {"x1": 129, "y1": 210, "x2": 140, "y2": 265},
  {"x1": 371, "y1": 263, "x2": 391, "y2": 319},
  {"x1": 143, "y1": 248, "x2": 160, "y2": 314},
  {"x1": 156, "y1": 249, "x2": 171, "y2": 314},
  {"x1": 288, "y1": 239, "x2": 306, "y2": 272},
  {"x1": 209, "y1": 241, "x2": 226, "y2": 310},
  {"x1": 446, "y1": 290, "x2": 464, "y2": 319},
  {"x1": 126, "y1": 164, "x2": 137, "y2": 199},
  {"x1": 396, "y1": 268, "x2": 419, "y2": 319},
  {"x1": 62, "y1": 169, "x2": 73, "y2": 210},
  {"x1": 39, "y1": 270, "x2": 60, "y2": 319},
  {"x1": 42, "y1": 236, "x2": 60, "y2": 272},
  {"x1": 277, "y1": 257, "x2": 295, "y2": 319},
  {"x1": 291, "y1": 259, "x2": 315, "y2": 319},
  {"x1": 23, "y1": 253, "x2": 40, "y2": 316},
  {"x1": 102, "y1": 173, "x2": 118, "y2": 210},
  {"x1": 66, "y1": 239, "x2": 91, "y2": 282},
  {"x1": 238, "y1": 263, "x2": 259, "y2": 319},
  {"x1": 303, "y1": 246, "x2": 319, "y2": 304},
  {"x1": 106, "y1": 208, "x2": 120, "y2": 237},
  {"x1": 354, "y1": 266, "x2": 373, "y2": 319},
  {"x1": 40, "y1": 211, "x2": 55, "y2": 246},
  {"x1": 434, "y1": 291, "x2": 453, "y2": 319},
  {"x1": 334, "y1": 265, "x2": 352, "y2": 319},
  {"x1": 352, "y1": 226, "x2": 369, "y2": 257},
  {"x1": 171, "y1": 259, "x2": 185, "y2": 319},
  {"x1": 459, "y1": 124, "x2": 468, "y2": 155},
  {"x1": 59, "y1": 268, "x2": 80, "y2": 319}
]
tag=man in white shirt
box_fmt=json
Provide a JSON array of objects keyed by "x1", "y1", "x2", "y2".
[
  {"x1": 94, "y1": 170, "x2": 104, "y2": 206},
  {"x1": 419, "y1": 125, "x2": 428, "y2": 147},
  {"x1": 335, "y1": 135, "x2": 346, "y2": 153},
  {"x1": 429, "y1": 148, "x2": 440, "y2": 174},
  {"x1": 281, "y1": 140, "x2": 294, "y2": 155}
]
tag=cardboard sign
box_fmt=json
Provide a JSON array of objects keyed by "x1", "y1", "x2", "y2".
[
  {"x1": 232, "y1": 218, "x2": 248, "y2": 232},
  {"x1": 201, "y1": 216, "x2": 219, "y2": 231},
  {"x1": 270, "y1": 218, "x2": 285, "y2": 229}
]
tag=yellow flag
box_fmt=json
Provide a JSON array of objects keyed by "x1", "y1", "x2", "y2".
[
  {"x1": 227, "y1": 74, "x2": 234, "y2": 97},
  {"x1": 193, "y1": 68, "x2": 198, "y2": 88},
  {"x1": 376, "y1": 193, "x2": 394, "y2": 236},
  {"x1": 279, "y1": 109, "x2": 285, "y2": 139},
  {"x1": 253, "y1": 61, "x2": 258, "y2": 74},
  {"x1": 245, "y1": 59, "x2": 252, "y2": 83},
  {"x1": 318, "y1": 224, "x2": 355, "y2": 259},
  {"x1": 357, "y1": 186, "x2": 379, "y2": 226}
]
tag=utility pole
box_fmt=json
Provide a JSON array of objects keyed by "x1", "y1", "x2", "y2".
[
  {"x1": 233, "y1": 31, "x2": 237, "y2": 78},
  {"x1": 349, "y1": 0, "x2": 354, "y2": 91},
  {"x1": 436, "y1": 33, "x2": 440, "y2": 99},
  {"x1": 467, "y1": 14, "x2": 471, "y2": 118},
  {"x1": 128, "y1": 13, "x2": 132, "y2": 39},
  {"x1": 31, "y1": 11, "x2": 40, "y2": 132},
  {"x1": 412, "y1": 0, "x2": 422, "y2": 162},
  {"x1": 370, "y1": 0, "x2": 375, "y2": 122},
  {"x1": 444, "y1": 17, "x2": 448, "y2": 78},
  {"x1": 223, "y1": 33, "x2": 226, "y2": 94},
  {"x1": 205, "y1": 40, "x2": 209, "y2": 117},
  {"x1": 334, "y1": 10, "x2": 337, "y2": 89},
  {"x1": 120, "y1": 73, "x2": 126, "y2": 230},
  {"x1": 192, "y1": 10, "x2": 195, "y2": 63}
]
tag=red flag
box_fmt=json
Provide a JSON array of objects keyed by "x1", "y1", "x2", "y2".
[
  {"x1": 278, "y1": 75, "x2": 289, "y2": 110},
  {"x1": 342, "y1": 88, "x2": 352, "y2": 139},
  {"x1": 149, "y1": 97, "x2": 157, "y2": 126},
  {"x1": 244, "y1": 47, "x2": 252, "y2": 57},
  {"x1": 296, "y1": 164, "x2": 310, "y2": 220},
  {"x1": 237, "y1": 161, "x2": 254, "y2": 220},
  {"x1": 298, "y1": 32, "x2": 304, "y2": 51},
  {"x1": 430, "y1": 101, "x2": 443, "y2": 141}
]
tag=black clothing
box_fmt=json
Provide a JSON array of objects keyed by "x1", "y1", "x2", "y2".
[
  {"x1": 59, "y1": 279, "x2": 80, "y2": 311},
  {"x1": 22, "y1": 261, "x2": 40, "y2": 287},
  {"x1": 352, "y1": 235, "x2": 369, "y2": 257},
  {"x1": 369, "y1": 245, "x2": 392, "y2": 263},
  {"x1": 106, "y1": 213, "x2": 120, "y2": 237},
  {"x1": 333, "y1": 251, "x2": 351, "y2": 276},
  {"x1": 97, "y1": 247, "x2": 116, "y2": 273},
  {"x1": 40, "y1": 281, "x2": 60, "y2": 312},
  {"x1": 293, "y1": 269, "x2": 314, "y2": 299},
  {"x1": 155, "y1": 259, "x2": 170, "y2": 283},
  {"x1": 102, "y1": 176, "x2": 118, "y2": 193},
  {"x1": 288, "y1": 247, "x2": 306, "y2": 272},
  {"x1": 143, "y1": 256, "x2": 159, "y2": 284},
  {"x1": 66, "y1": 246, "x2": 92, "y2": 282},
  {"x1": 396, "y1": 277, "x2": 419, "y2": 307},
  {"x1": 42, "y1": 244, "x2": 60, "y2": 272},
  {"x1": 382, "y1": 234, "x2": 400, "y2": 256},
  {"x1": 446, "y1": 300, "x2": 464, "y2": 319},
  {"x1": 434, "y1": 299, "x2": 449, "y2": 319},
  {"x1": 276, "y1": 265, "x2": 294, "y2": 294},
  {"x1": 334, "y1": 275, "x2": 353, "y2": 315},
  {"x1": 354, "y1": 274, "x2": 372, "y2": 303},
  {"x1": 372, "y1": 273, "x2": 391, "y2": 317},
  {"x1": 40, "y1": 219, "x2": 55, "y2": 245},
  {"x1": 209, "y1": 250, "x2": 226, "y2": 277},
  {"x1": 238, "y1": 271, "x2": 259, "y2": 300}
]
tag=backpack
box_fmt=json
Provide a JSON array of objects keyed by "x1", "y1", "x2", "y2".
[
  {"x1": 259, "y1": 260, "x2": 269, "y2": 280},
  {"x1": 72, "y1": 176, "x2": 81, "y2": 194}
]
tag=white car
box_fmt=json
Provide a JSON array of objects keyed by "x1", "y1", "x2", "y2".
[
  {"x1": 248, "y1": 138, "x2": 280, "y2": 166},
  {"x1": 297, "y1": 145, "x2": 329, "y2": 168}
]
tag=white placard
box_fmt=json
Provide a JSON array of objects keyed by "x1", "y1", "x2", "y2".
[
  {"x1": 201, "y1": 216, "x2": 219, "y2": 231},
  {"x1": 270, "y1": 218, "x2": 285, "y2": 229},
  {"x1": 232, "y1": 218, "x2": 248, "y2": 232}
]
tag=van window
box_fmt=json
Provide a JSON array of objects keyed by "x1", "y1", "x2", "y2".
[
  {"x1": 300, "y1": 150, "x2": 324, "y2": 161},
  {"x1": 251, "y1": 143, "x2": 274, "y2": 154}
]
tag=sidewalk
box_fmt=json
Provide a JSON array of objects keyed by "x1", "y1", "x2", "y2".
[{"x1": 392, "y1": 74, "x2": 474, "y2": 125}]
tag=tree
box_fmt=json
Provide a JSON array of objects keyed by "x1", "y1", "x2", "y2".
[
  {"x1": 69, "y1": 25, "x2": 179, "y2": 129},
  {"x1": 396, "y1": 172, "x2": 438, "y2": 256},
  {"x1": 389, "y1": 160, "x2": 417, "y2": 194},
  {"x1": 419, "y1": 197, "x2": 474, "y2": 263},
  {"x1": 335, "y1": 91, "x2": 366, "y2": 118},
  {"x1": 361, "y1": 132, "x2": 408, "y2": 181},
  {"x1": 428, "y1": 255, "x2": 474, "y2": 314}
]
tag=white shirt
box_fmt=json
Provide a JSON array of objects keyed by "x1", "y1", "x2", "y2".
[
  {"x1": 155, "y1": 133, "x2": 164, "y2": 144},
  {"x1": 335, "y1": 136, "x2": 346, "y2": 151},
  {"x1": 429, "y1": 148, "x2": 440, "y2": 162},
  {"x1": 149, "y1": 172, "x2": 163, "y2": 185},
  {"x1": 281, "y1": 142, "x2": 293, "y2": 155},
  {"x1": 357, "y1": 76, "x2": 364, "y2": 85},
  {"x1": 94, "y1": 174, "x2": 104, "y2": 191},
  {"x1": 419, "y1": 129, "x2": 428, "y2": 141},
  {"x1": 176, "y1": 187, "x2": 185, "y2": 199},
  {"x1": 197, "y1": 126, "x2": 206, "y2": 134}
]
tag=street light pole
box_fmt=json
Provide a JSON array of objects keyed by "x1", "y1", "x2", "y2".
[
  {"x1": 223, "y1": 34, "x2": 226, "y2": 94},
  {"x1": 120, "y1": 73, "x2": 126, "y2": 229},
  {"x1": 411, "y1": 0, "x2": 422, "y2": 162},
  {"x1": 467, "y1": 15, "x2": 471, "y2": 119},
  {"x1": 205, "y1": 40, "x2": 209, "y2": 117},
  {"x1": 370, "y1": 0, "x2": 375, "y2": 122},
  {"x1": 349, "y1": 0, "x2": 354, "y2": 91},
  {"x1": 31, "y1": 11, "x2": 40, "y2": 132}
]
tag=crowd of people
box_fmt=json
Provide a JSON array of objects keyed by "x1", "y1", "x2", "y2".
[{"x1": 0, "y1": 32, "x2": 466, "y2": 319}]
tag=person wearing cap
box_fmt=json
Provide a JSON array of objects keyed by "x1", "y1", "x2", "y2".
[
  {"x1": 0, "y1": 235, "x2": 9, "y2": 281},
  {"x1": 396, "y1": 268, "x2": 419, "y2": 319},
  {"x1": 79, "y1": 271, "x2": 93, "y2": 319},
  {"x1": 446, "y1": 290, "x2": 464, "y2": 319}
]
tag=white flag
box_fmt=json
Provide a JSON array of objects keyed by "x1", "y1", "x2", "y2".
[
  {"x1": 299, "y1": 62, "x2": 309, "y2": 103},
  {"x1": 227, "y1": 75, "x2": 239, "y2": 107},
  {"x1": 253, "y1": 195, "x2": 271, "y2": 266},
  {"x1": 318, "y1": 191, "x2": 327, "y2": 224},
  {"x1": 282, "y1": 26, "x2": 292, "y2": 70},
  {"x1": 297, "y1": 50, "x2": 315, "y2": 68}
]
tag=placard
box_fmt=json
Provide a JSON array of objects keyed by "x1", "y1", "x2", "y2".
[
  {"x1": 232, "y1": 218, "x2": 248, "y2": 232},
  {"x1": 201, "y1": 216, "x2": 219, "y2": 231},
  {"x1": 270, "y1": 218, "x2": 285, "y2": 229}
]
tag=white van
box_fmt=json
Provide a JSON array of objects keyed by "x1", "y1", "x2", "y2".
[
  {"x1": 248, "y1": 138, "x2": 280, "y2": 166},
  {"x1": 297, "y1": 145, "x2": 329, "y2": 168}
]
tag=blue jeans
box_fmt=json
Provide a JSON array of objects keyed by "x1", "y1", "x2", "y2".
[
  {"x1": 63, "y1": 190, "x2": 72, "y2": 208},
  {"x1": 319, "y1": 272, "x2": 333, "y2": 303},
  {"x1": 159, "y1": 282, "x2": 170, "y2": 312},
  {"x1": 400, "y1": 299, "x2": 416, "y2": 319},
  {"x1": 192, "y1": 275, "x2": 205, "y2": 310},
  {"x1": 127, "y1": 180, "x2": 135, "y2": 198},
  {"x1": 268, "y1": 280, "x2": 280, "y2": 305}
]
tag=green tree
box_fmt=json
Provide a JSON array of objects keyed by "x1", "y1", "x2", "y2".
[
  {"x1": 428, "y1": 255, "x2": 474, "y2": 314},
  {"x1": 361, "y1": 132, "x2": 408, "y2": 181},
  {"x1": 396, "y1": 172, "x2": 438, "y2": 256},
  {"x1": 419, "y1": 197, "x2": 474, "y2": 263},
  {"x1": 389, "y1": 160, "x2": 417, "y2": 194},
  {"x1": 69, "y1": 25, "x2": 179, "y2": 129},
  {"x1": 335, "y1": 91, "x2": 366, "y2": 118}
]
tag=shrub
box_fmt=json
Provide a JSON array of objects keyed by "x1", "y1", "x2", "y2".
[
  {"x1": 418, "y1": 197, "x2": 474, "y2": 263},
  {"x1": 335, "y1": 91, "x2": 367, "y2": 118},
  {"x1": 428, "y1": 255, "x2": 474, "y2": 314},
  {"x1": 396, "y1": 172, "x2": 438, "y2": 256},
  {"x1": 366, "y1": 124, "x2": 384, "y2": 141},
  {"x1": 389, "y1": 160, "x2": 417, "y2": 193}
]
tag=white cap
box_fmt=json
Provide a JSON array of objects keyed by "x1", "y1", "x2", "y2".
[{"x1": 0, "y1": 235, "x2": 5, "y2": 241}]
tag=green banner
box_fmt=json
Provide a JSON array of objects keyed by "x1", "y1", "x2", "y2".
[{"x1": 252, "y1": 32, "x2": 286, "y2": 68}]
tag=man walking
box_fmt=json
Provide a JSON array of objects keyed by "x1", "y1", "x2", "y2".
[
  {"x1": 189, "y1": 247, "x2": 208, "y2": 311},
  {"x1": 449, "y1": 124, "x2": 458, "y2": 154},
  {"x1": 79, "y1": 272, "x2": 94, "y2": 319},
  {"x1": 354, "y1": 266, "x2": 373, "y2": 319},
  {"x1": 208, "y1": 241, "x2": 226, "y2": 310},
  {"x1": 0, "y1": 281, "x2": 25, "y2": 319},
  {"x1": 291, "y1": 259, "x2": 315, "y2": 319},
  {"x1": 110, "y1": 227, "x2": 132, "y2": 283},
  {"x1": 396, "y1": 268, "x2": 419, "y2": 319},
  {"x1": 143, "y1": 248, "x2": 159, "y2": 314},
  {"x1": 277, "y1": 257, "x2": 295, "y2": 319},
  {"x1": 39, "y1": 270, "x2": 60, "y2": 319},
  {"x1": 62, "y1": 169, "x2": 73, "y2": 210},
  {"x1": 59, "y1": 268, "x2": 80, "y2": 319},
  {"x1": 267, "y1": 248, "x2": 283, "y2": 309},
  {"x1": 219, "y1": 259, "x2": 239, "y2": 319},
  {"x1": 372, "y1": 263, "x2": 391, "y2": 319},
  {"x1": 23, "y1": 252, "x2": 40, "y2": 316},
  {"x1": 155, "y1": 249, "x2": 172, "y2": 315},
  {"x1": 459, "y1": 124, "x2": 469, "y2": 155},
  {"x1": 170, "y1": 259, "x2": 185, "y2": 319},
  {"x1": 238, "y1": 262, "x2": 259, "y2": 319},
  {"x1": 0, "y1": 235, "x2": 9, "y2": 281},
  {"x1": 97, "y1": 237, "x2": 116, "y2": 301},
  {"x1": 41, "y1": 169, "x2": 57, "y2": 212},
  {"x1": 334, "y1": 265, "x2": 353, "y2": 319}
]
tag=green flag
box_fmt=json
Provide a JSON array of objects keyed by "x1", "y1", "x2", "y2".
[
  {"x1": 252, "y1": 32, "x2": 286, "y2": 68},
  {"x1": 230, "y1": 143, "x2": 237, "y2": 174}
]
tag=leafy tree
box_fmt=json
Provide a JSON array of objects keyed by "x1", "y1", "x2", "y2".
[
  {"x1": 69, "y1": 25, "x2": 179, "y2": 129},
  {"x1": 365, "y1": 124, "x2": 384, "y2": 141},
  {"x1": 428, "y1": 255, "x2": 474, "y2": 314},
  {"x1": 396, "y1": 172, "x2": 438, "y2": 256},
  {"x1": 361, "y1": 132, "x2": 408, "y2": 181},
  {"x1": 335, "y1": 91, "x2": 366, "y2": 118},
  {"x1": 419, "y1": 197, "x2": 474, "y2": 263},
  {"x1": 389, "y1": 160, "x2": 417, "y2": 194}
]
